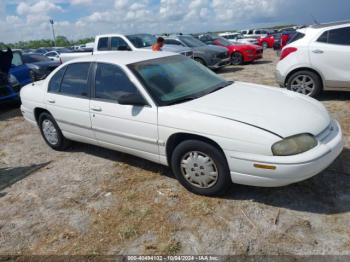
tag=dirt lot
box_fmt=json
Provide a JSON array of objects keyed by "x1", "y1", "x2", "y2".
[{"x1": 0, "y1": 49, "x2": 349, "y2": 256}]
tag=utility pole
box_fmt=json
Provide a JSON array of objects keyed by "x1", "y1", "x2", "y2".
[{"x1": 50, "y1": 19, "x2": 56, "y2": 47}]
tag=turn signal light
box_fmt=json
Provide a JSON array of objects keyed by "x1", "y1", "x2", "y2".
[{"x1": 280, "y1": 47, "x2": 297, "y2": 61}]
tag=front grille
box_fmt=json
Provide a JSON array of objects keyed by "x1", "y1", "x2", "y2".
[{"x1": 217, "y1": 51, "x2": 228, "y2": 59}]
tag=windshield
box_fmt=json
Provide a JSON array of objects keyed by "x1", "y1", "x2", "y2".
[
  {"x1": 178, "y1": 36, "x2": 206, "y2": 47},
  {"x1": 126, "y1": 34, "x2": 156, "y2": 48},
  {"x1": 128, "y1": 56, "x2": 231, "y2": 106},
  {"x1": 215, "y1": 37, "x2": 232, "y2": 47}
]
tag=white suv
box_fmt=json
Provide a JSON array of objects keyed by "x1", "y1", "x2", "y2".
[{"x1": 276, "y1": 21, "x2": 350, "y2": 97}]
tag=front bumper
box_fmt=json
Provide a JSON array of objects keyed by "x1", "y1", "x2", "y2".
[
  {"x1": 208, "y1": 57, "x2": 231, "y2": 69},
  {"x1": 225, "y1": 120, "x2": 344, "y2": 187}
]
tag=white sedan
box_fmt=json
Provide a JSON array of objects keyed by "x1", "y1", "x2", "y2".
[{"x1": 20, "y1": 51, "x2": 344, "y2": 196}]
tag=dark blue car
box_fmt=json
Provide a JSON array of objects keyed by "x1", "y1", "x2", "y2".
[{"x1": 0, "y1": 51, "x2": 31, "y2": 103}]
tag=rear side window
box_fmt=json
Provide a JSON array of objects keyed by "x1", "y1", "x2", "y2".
[
  {"x1": 328, "y1": 27, "x2": 350, "y2": 45},
  {"x1": 48, "y1": 67, "x2": 66, "y2": 93},
  {"x1": 98, "y1": 37, "x2": 109, "y2": 51},
  {"x1": 317, "y1": 31, "x2": 329, "y2": 43},
  {"x1": 164, "y1": 39, "x2": 182, "y2": 45},
  {"x1": 60, "y1": 63, "x2": 90, "y2": 97},
  {"x1": 110, "y1": 37, "x2": 129, "y2": 51},
  {"x1": 12, "y1": 52, "x2": 23, "y2": 66},
  {"x1": 94, "y1": 63, "x2": 139, "y2": 101}
]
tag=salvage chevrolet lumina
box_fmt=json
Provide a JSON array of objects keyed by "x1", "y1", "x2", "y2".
[{"x1": 20, "y1": 52, "x2": 343, "y2": 196}]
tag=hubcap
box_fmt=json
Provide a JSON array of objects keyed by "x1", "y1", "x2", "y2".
[
  {"x1": 180, "y1": 151, "x2": 218, "y2": 189},
  {"x1": 231, "y1": 53, "x2": 242, "y2": 65},
  {"x1": 42, "y1": 119, "x2": 58, "y2": 145},
  {"x1": 290, "y1": 75, "x2": 315, "y2": 95}
]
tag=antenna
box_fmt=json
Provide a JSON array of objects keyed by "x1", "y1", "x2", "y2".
[{"x1": 310, "y1": 14, "x2": 320, "y2": 25}]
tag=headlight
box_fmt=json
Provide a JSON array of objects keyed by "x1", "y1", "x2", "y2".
[{"x1": 272, "y1": 134, "x2": 317, "y2": 156}]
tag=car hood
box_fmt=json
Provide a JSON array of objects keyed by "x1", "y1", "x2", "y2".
[
  {"x1": 193, "y1": 45, "x2": 227, "y2": 53},
  {"x1": 173, "y1": 82, "x2": 330, "y2": 138}
]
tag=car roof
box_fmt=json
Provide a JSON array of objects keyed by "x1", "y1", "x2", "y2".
[
  {"x1": 310, "y1": 20, "x2": 350, "y2": 29},
  {"x1": 70, "y1": 51, "x2": 178, "y2": 65}
]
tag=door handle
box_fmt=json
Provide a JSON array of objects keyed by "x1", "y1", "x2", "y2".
[
  {"x1": 47, "y1": 98, "x2": 55, "y2": 104},
  {"x1": 312, "y1": 49, "x2": 324, "y2": 54},
  {"x1": 91, "y1": 106, "x2": 102, "y2": 112}
]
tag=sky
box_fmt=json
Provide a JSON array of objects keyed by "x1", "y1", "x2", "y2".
[{"x1": 0, "y1": 0, "x2": 349, "y2": 43}]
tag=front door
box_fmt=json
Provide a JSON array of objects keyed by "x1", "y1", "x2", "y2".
[{"x1": 89, "y1": 62, "x2": 159, "y2": 162}]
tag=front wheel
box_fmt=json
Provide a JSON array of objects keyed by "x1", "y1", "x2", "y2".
[
  {"x1": 286, "y1": 70, "x2": 322, "y2": 97},
  {"x1": 171, "y1": 140, "x2": 231, "y2": 196},
  {"x1": 38, "y1": 112, "x2": 70, "y2": 150},
  {"x1": 231, "y1": 52, "x2": 243, "y2": 65}
]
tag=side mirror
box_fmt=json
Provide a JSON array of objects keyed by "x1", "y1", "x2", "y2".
[{"x1": 118, "y1": 93, "x2": 148, "y2": 106}]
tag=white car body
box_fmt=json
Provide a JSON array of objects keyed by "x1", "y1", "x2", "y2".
[
  {"x1": 20, "y1": 52, "x2": 343, "y2": 189},
  {"x1": 276, "y1": 21, "x2": 350, "y2": 93},
  {"x1": 44, "y1": 51, "x2": 60, "y2": 61},
  {"x1": 219, "y1": 33, "x2": 258, "y2": 45},
  {"x1": 240, "y1": 29, "x2": 270, "y2": 39}
]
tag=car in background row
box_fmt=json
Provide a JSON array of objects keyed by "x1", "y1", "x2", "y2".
[
  {"x1": 60, "y1": 33, "x2": 194, "y2": 63},
  {"x1": 219, "y1": 32, "x2": 258, "y2": 45},
  {"x1": 44, "y1": 49, "x2": 72, "y2": 61},
  {"x1": 257, "y1": 34, "x2": 275, "y2": 49},
  {"x1": 164, "y1": 35, "x2": 230, "y2": 70},
  {"x1": 197, "y1": 34, "x2": 263, "y2": 65},
  {"x1": 22, "y1": 54, "x2": 60, "y2": 80},
  {"x1": 240, "y1": 29, "x2": 272, "y2": 38},
  {"x1": 276, "y1": 21, "x2": 350, "y2": 97},
  {"x1": 0, "y1": 51, "x2": 31, "y2": 103}
]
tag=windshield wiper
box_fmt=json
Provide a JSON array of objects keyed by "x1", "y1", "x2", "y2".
[
  {"x1": 165, "y1": 96, "x2": 199, "y2": 106},
  {"x1": 208, "y1": 81, "x2": 234, "y2": 94}
]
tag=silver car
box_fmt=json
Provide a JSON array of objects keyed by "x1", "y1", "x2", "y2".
[{"x1": 164, "y1": 35, "x2": 230, "y2": 70}]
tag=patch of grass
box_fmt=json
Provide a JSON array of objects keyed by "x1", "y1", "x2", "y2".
[
  {"x1": 161, "y1": 240, "x2": 182, "y2": 255},
  {"x1": 118, "y1": 225, "x2": 139, "y2": 240}
]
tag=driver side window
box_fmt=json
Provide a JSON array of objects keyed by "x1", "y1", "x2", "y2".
[
  {"x1": 12, "y1": 53, "x2": 23, "y2": 66},
  {"x1": 94, "y1": 63, "x2": 140, "y2": 102}
]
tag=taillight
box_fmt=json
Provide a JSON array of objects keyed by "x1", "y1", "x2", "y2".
[{"x1": 280, "y1": 47, "x2": 297, "y2": 61}]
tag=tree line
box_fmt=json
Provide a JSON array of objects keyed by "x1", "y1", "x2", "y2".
[{"x1": 0, "y1": 36, "x2": 94, "y2": 50}]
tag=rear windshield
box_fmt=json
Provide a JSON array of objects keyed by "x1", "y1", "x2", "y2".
[{"x1": 287, "y1": 32, "x2": 305, "y2": 44}]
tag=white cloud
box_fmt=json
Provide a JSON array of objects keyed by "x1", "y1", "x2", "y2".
[{"x1": 1, "y1": 0, "x2": 284, "y2": 43}]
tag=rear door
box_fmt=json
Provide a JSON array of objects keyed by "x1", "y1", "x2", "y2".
[
  {"x1": 45, "y1": 62, "x2": 94, "y2": 140},
  {"x1": 89, "y1": 62, "x2": 159, "y2": 162},
  {"x1": 310, "y1": 26, "x2": 350, "y2": 89}
]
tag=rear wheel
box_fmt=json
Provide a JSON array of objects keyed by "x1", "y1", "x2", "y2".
[
  {"x1": 171, "y1": 140, "x2": 231, "y2": 196},
  {"x1": 38, "y1": 112, "x2": 70, "y2": 150},
  {"x1": 194, "y1": 57, "x2": 206, "y2": 66},
  {"x1": 231, "y1": 52, "x2": 243, "y2": 65},
  {"x1": 287, "y1": 70, "x2": 322, "y2": 97}
]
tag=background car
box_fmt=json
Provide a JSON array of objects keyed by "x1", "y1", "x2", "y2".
[
  {"x1": 164, "y1": 35, "x2": 230, "y2": 70},
  {"x1": 0, "y1": 51, "x2": 31, "y2": 103},
  {"x1": 276, "y1": 21, "x2": 350, "y2": 97},
  {"x1": 44, "y1": 49, "x2": 72, "y2": 61},
  {"x1": 219, "y1": 32, "x2": 259, "y2": 45},
  {"x1": 197, "y1": 34, "x2": 263, "y2": 65},
  {"x1": 22, "y1": 53, "x2": 60, "y2": 80},
  {"x1": 257, "y1": 34, "x2": 275, "y2": 48}
]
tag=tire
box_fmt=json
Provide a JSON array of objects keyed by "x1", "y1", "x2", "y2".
[
  {"x1": 38, "y1": 112, "x2": 70, "y2": 150},
  {"x1": 194, "y1": 57, "x2": 206, "y2": 66},
  {"x1": 171, "y1": 140, "x2": 231, "y2": 196},
  {"x1": 286, "y1": 70, "x2": 322, "y2": 97},
  {"x1": 231, "y1": 52, "x2": 243, "y2": 65},
  {"x1": 262, "y1": 42, "x2": 269, "y2": 49}
]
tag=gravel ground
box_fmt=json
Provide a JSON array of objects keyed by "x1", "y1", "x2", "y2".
[{"x1": 0, "y1": 49, "x2": 349, "y2": 255}]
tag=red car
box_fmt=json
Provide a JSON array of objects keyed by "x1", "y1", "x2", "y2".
[
  {"x1": 257, "y1": 34, "x2": 275, "y2": 48},
  {"x1": 200, "y1": 36, "x2": 263, "y2": 65}
]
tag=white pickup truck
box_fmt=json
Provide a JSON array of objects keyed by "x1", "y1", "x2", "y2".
[{"x1": 60, "y1": 34, "x2": 194, "y2": 63}]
